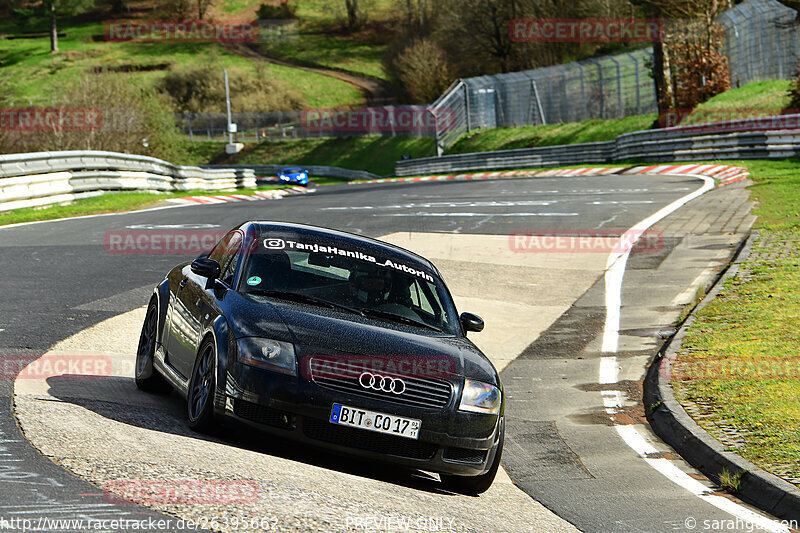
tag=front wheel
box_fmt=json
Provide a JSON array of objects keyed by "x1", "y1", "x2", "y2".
[
  {"x1": 187, "y1": 338, "x2": 218, "y2": 433},
  {"x1": 440, "y1": 422, "x2": 504, "y2": 495},
  {"x1": 134, "y1": 301, "x2": 171, "y2": 393}
]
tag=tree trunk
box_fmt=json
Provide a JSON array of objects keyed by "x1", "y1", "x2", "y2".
[
  {"x1": 650, "y1": 5, "x2": 674, "y2": 118},
  {"x1": 345, "y1": 0, "x2": 358, "y2": 30},
  {"x1": 49, "y1": 1, "x2": 58, "y2": 54}
]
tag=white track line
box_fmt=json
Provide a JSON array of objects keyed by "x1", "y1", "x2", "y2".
[
  {"x1": 601, "y1": 175, "x2": 714, "y2": 353},
  {"x1": 599, "y1": 173, "x2": 789, "y2": 532}
]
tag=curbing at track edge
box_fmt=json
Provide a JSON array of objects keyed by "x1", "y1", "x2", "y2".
[{"x1": 644, "y1": 232, "x2": 800, "y2": 522}]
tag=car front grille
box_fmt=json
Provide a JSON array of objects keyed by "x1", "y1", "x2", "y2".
[
  {"x1": 303, "y1": 418, "x2": 437, "y2": 460},
  {"x1": 307, "y1": 357, "x2": 453, "y2": 409}
]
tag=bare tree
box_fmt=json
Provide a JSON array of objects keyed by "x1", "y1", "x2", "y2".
[
  {"x1": 345, "y1": 0, "x2": 359, "y2": 30},
  {"x1": 1, "y1": 74, "x2": 183, "y2": 160},
  {"x1": 196, "y1": 0, "x2": 213, "y2": 19},
  {"x1": 393, "y1": 39, "x2": 453, "y2": 103},
  {"x1": 631, "y1": 0, "x2": 731, "y2": 113},
  {"x1": 39, "y1": 0, "x2": 97, "y2": 53}
]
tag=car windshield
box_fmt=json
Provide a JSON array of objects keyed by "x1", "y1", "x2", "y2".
[
  {"x1": 284, "y1": 168, "x2": 303, "y2": 173},
  {"x1": 239, "y1": 236, "x2": 459, "y2": 334}
]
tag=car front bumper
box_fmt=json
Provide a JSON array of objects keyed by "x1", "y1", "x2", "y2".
[{"x1": 217, "y1": 362, "x2": 503, "y2": 476}]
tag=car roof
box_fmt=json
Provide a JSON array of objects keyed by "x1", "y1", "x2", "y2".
[
  {"x1": 282, "y1": 167, "x2": 304, "y2": 172},
  {"x1": 242, "y1": 221, "x2": 440, "y2": 276}
]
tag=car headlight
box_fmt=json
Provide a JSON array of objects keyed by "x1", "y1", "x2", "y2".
[
  {"x1": 459, "y1": 379, "x2": 501, "y2": 414},
  {"x1": 237, "y1": 337, "x2": 296, "y2": 375}
]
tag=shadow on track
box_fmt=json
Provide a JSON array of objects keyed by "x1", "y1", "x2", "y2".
[{"x1": 43, "y1": 374, "x2": 457, "y2": 496}]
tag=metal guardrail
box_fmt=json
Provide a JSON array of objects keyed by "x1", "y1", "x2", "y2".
[
  {"x1": 201, "y1": 164, "x2": 381, "y2": 181},
  {"x1": 396, "y1": 118, "x2": 800, "y2": 176},
  {"x1": 396, "y1": 142, "x2": 614, "y2": 175},
  {"x1": 0, "y1": 150, "x2": 257, "y2": 212}
]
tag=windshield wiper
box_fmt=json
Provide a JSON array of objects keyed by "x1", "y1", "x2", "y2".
[
  {"x1": 358, "y1": 308, "x2": 442, "y2": 332},
  {"x1": 249, "y1": 290, "x2": 362, "y2": 315}
]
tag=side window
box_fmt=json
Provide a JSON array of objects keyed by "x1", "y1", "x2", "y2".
[{"x1": 209, "y1": 231, "x2": 243, "y2": 286}]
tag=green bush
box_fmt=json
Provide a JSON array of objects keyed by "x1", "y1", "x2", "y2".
[
  {"x1": 392, "y1": 39, "x2": 453, "y2": 104},
  {"x1": 257, "y1": 0, "x2": 296, "y2": 19},
  {"x1": 158, "y1": 63, "x2": 305, "y2": 113},
  {"x1": 1, "y1": 74, "x2": 185, "y2": 161}
]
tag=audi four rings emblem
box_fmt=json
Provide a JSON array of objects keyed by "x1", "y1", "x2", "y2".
[{"x1": 359, "y1": 372, "x2": 406, "y2": 395}]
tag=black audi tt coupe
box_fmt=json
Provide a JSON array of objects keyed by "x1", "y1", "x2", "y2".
[{"x1": 135, "y1": 221, "x2": 504, "y2": 494}]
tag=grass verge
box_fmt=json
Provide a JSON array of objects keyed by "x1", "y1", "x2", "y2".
[
  {"x1": 0, "y1": 21, "x2": 363, "y2": 109},
  {"x1": 255, "y1": 0, "x2": 396, "y2": 81},
  {"x1": 671, "y1": 158, "x2": 800, "y2": 487},
  {"x1": 447, "y1": 115, "x2": 657, "y2": 154},
  {"x1": 197, "y1": 136, "x2": 436, "y2": 176},
  {"x1": 0, "y1": 184, "x2": 286, "y2": 227}
]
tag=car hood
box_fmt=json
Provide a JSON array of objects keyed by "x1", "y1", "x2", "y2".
[{"x1": 228, "y1": 294, "x2": 498, "y2": 385}]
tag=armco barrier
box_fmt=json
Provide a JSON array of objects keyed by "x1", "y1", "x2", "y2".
[
  {"x1": 395, "y1": 142, "x2": 615, "y2": 176},
  {"x1": 0, "y1": 150, "x2": 257, "y2": 212},
  {"x1": 395, "y1": 114, "x2": 800, "y2": 176},
  {"x1": 201, "y1": 164, "x2": 380, "y2": 181}
]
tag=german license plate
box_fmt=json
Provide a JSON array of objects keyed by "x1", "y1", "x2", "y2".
[{"x1": 329, "y1": 404, "x2": 420, "y2": 440}]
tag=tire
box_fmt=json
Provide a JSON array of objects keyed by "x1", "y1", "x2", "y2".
[
  {"x1": 187, "y1": 337, "x2": 218, "y2": 433},
  {"x1": 135, "y1": 301, "x2": 171, "y2": 393},
  {"x1": 440, "y1": 422, "x2": 504, "y2": 495}
]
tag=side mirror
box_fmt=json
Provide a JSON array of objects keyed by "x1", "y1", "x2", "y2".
[
  {"x1": 191, "y1": 257, "x2": 221, "y2": 280},
  {"x1": 460, "y1": 312, "x2": 484, "y2": 333}
]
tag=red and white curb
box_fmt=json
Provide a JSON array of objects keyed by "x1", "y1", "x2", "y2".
[
  {"x1": 166, "y1": 186, "x2": 313, "y2": 206},
  {"x1": 351, "y1": 165, "x2": 750, "y2": 187}
]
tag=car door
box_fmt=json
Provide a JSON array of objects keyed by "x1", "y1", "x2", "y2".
[{"x1": 165, "y1": 230, "x2": 243, "y2": 379}]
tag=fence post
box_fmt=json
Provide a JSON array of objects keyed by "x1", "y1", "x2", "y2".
[
  {"x1": 628, "y1": 53, "x2": 641, "y2": 116},
  {"x1": 609, "y1": 56, "x2": 622, "y2": 118},
  {"x1": 589, "y1": 58, "x2": 605, "y2": 119},
  {"x1": 578, "y1": 63, "x2": 587, "y2": 118},
  {"x1": 464, "y1": 83, "x2": 471, "y2": 133},
  {"x1": 532, "y1": 80, "x2": 546, "y2": 125},
  {"x1": 433, "y1": 110, "x2": 443, "y2": 157},
  {"x1": 559, "y1": 66, "x2": 568, "y2": 123}
]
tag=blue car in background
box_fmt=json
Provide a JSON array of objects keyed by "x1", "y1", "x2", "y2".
[{"x1": 278, "y1": 167, "x2": 310, "y2": 186}]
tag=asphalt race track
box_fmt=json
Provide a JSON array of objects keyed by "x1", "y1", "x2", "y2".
[{"x1": 0, "y1": 175, "x2": 780, "y2": 532}]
